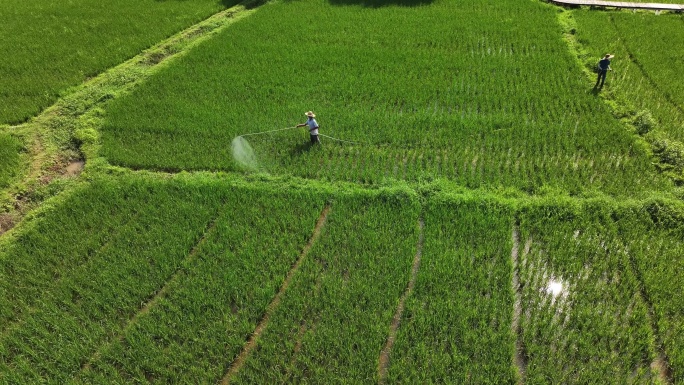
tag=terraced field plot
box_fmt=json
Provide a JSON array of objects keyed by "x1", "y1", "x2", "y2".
[
  {"x1": 617, "y1": 208, "x2": 684, "y2": 384},
  {"x1": 101, "y1": 0, "x2": 670, "y2": 196},
  {"x1": 517, "y1": 204, "x2": 656, "y2": 384},
  {"x1": 0, "y1": 0, "x2": 235, "y2": 125},
  {"x1": 231, "y1": 195, "x2": 420, "y2": 383},
  {"x1": 573, "y1": 10, "x2": 684, "y2": 141},
  {"x1": 0, "y1": 176, "x2": 324, "y2": 382},
  {"x1": 388, "y1": 198, "x2": 516, "y2": 383},
  {"x1": 2, "y1": 0, "x2": 684, "y2": 382}
]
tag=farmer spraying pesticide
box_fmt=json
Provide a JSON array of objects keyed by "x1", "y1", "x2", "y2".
[
  {"x1": 297, "y1": 111, "x2": 320, "y2": 145},
  {"x1": 595, "y1": 54, "x2": 614, "y2": 89}
]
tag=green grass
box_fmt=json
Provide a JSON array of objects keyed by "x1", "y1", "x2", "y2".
[
  {"x1": 3, "y1": 0, "x2": 684, "y2": 382},
  {"x1": 0, "y1": 132, "x2": 22, "y2": 189},
  {"x1": 518, "y1": 203, "x2": 656, "y2": 384},
  {"x1": 616, "y1": 203, "x2": 684, "y2": 383},
  {"x1": 76, "y1": 182, "x2": 323, "y2": 383},
  {"x1": 0, "y1": 176, "x2": 231, "y2": 382},
  {"x1": 388, "y1": 196, "x2": 516, "y2": 383},
  {"x1": 100, "y1": 0, "x2": 669, "y2": 197},
  {"x1": 233, "y1": 194, "x2": 420, "y2": 383},
  {"x1": 573, "y1": 10, "x2": 684, "y2": 141},
  {"x1": 0, "y1": 0, "x2": 235, "y2": 125}
]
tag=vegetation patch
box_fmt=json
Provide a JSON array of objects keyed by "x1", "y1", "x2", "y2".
[
  {"x1": 100, "y1": 0, "x2": 669, "y2": 197},
  {"x1": 0, "y1": 132, "x2": 23, "y2": 190},
  {"x1": 231, "y1": 195, "x2": 421, "y2": 383},
  {"x1": 0, "y1": 0, "x2": 241, "y2": 125},
  {"x1": 388, "y1": 198, "x2": 516, "y2": 383}
]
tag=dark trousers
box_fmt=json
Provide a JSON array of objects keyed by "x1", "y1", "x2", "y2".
[
  {"x1": 310, "y1": 134, "x2": 320, "y2": 145},
  {"x1": 595, "y1": 69, "x2": 607, "y2": 87}
]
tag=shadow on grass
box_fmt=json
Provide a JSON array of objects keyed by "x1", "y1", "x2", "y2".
[
  {"x1": 289, "y1": 140, "x2": 327, "y2": 158},
  {"x1": 328, "y1": 0, "x2": 434, "y2": 6}
]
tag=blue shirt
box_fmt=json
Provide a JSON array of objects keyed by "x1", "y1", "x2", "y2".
[
  {"x1": 598, "y1": 58, "x2": 611, "y2": 71},
  {"x1": 306, "y1": 118, "x2": 319, "y2": 135}
]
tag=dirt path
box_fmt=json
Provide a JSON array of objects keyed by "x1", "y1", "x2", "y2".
[
  {"x1": 78, "y1": 210, "x2": 222, "y2": 374},
  {"x1": 377, "y1": 217, "x2": 424, "y2": 384},
  {"x1": 219, "y1": 204, "x2": 331, "y2": 385}
]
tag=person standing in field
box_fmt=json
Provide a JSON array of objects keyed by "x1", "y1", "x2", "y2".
[
  {"x1": 297, "y1": 111, "x2": 320, "y2": 145},
  {"x1": 595, "y1": 53, "x2": 614, "y2": 88}
]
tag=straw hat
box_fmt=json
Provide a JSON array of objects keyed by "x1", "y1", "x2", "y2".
[
  {"x1": 604, "y1": 54, "x2": 614, "y2": 59},
  {"x1": 305, "y1": 111, "x2": 316, "y2": 118}
]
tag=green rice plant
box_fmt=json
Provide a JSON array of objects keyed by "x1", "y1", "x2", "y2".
[
  {"x1": 75, "y1": 183, "x2": 323, "y2": 383},
  {"x1": 615, "y1": 202, "x2": 684, "y2": 383},
  {"x1": 517, "y1": 202, "x2": 656, "y2": 384},
  {"x1": 0, "y1": 0, "x2": 235, "y2": 125},
  {"x1": 100, "y1": 0, "x2": 668, "y2": 196},
  {"x1": 0, "y1": 133, "x2": 22, "y2": 189},
  {"x1": 573, "y1": 10, "x2": 684, "y2": 141},
  {"x1": 0, "y1": 176, "x2": 233, "y2": 382},
  {"x1": 388, "y1": 196, "x2": 516, "y2": 383},
  {"x1": 231, "y1": 194, "x2": 420, "y2": 383}
]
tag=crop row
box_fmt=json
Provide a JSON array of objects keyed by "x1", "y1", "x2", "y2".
[
  {"x1": 0, "y1": 176, "x2": 323, "y2": 382},
  {"x1": 573, "y1": 10, "x2": 684, "y2": 142},
  {"x1": 517, "y1": 204, "x2": 656, "y2": 384},
  {"x1": 106, "y1": 123, "x2": 665, "y2": 196},
  {"x1": 99, "y1": 0, "x2": 665, "y2": 196},
  {"x1": 0, "y1": 0, "x2": 235, "y2": 125},
  {"x1": 0, "y1": 132, "x2": 22, "y2": 189},
  {"x1": 388, "y1": 198, "x2": 517, "y2": 383},
  {"x1": 232, "y1": 195, "x2": 420, "y2": 383},
  {"x1": 249, "y1": 127, "x2": 665, "y2": 196}
]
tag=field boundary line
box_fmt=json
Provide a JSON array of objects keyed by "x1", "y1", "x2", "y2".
[
  {"x1": 377, "y1": 217, "x2": 424, "y2": 384},
  {"x1": 510, "y1": 221, "x2": 527, "y2": 384},
  {"x1": 78, "y1": 209, "x2": 223, "y2": 374},
  {"x1": 220, "y1": 203, "x2": 332, "y2": 385}
]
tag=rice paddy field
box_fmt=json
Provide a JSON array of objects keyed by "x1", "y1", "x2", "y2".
[
  {"x1": 0, "y1": 133, "x2": 22, "y2": 189},
  {"x1": 0, "y1": 0, "x2": 236, "y2": 125},
  {"x1": 2, "y1": 0, "x2": 684, "y2": 383}
]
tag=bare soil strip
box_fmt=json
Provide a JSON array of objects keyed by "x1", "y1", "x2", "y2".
[
  {"x1": 511, "y1": 222, "x2": 526, "y2": 384},
  {"x1": 220, "y1": 204, "x2": 332, "y2": 385},
  {"x1": 79, "y1": 211, "x2": 222, "y2": 373},
  {"x1": 377, "y1": 217, "x2": 424, "y2": 384}
]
